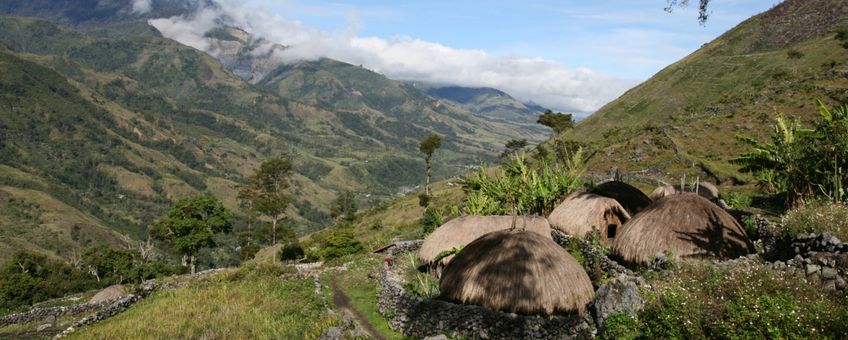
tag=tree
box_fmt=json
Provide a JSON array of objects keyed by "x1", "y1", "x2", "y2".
[
  {"x1": 149, "y1": 196, "x2": 232, "y2": 274},
  {"x1": 243, "y1": 157, "x2": 293, "y2": 245},
  {"x1": 537, "y1": 109, "x2": 575, "y2": 134},
  {"x1": 665, "y1": 0, "x2": 711, "y2": 24},
  {"x1": 501, "y1": 139, "x2": 529, "y2": 159},
  {"x1": 330, "y1": 190, "x2": 358, "y2": 224},
  {"x1": 82, "y1": 245, "x2": 137, "y2": 284},
  {"x1": 419, "y1": 133, "x2": 442, "y2": 206}
]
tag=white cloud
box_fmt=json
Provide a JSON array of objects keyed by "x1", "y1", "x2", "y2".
[
  {"x1": 132, "y1": 0, "x2": 153, "y2": 15},
  {"x1": 149, "y1": 1, "x2": 636, "y2": 115}
]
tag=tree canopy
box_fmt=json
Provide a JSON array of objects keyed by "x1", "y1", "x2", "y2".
[
  {"x1": 149, "y1": 195, "x2": 232, "y2": 273},
  {"x1": 537, "y1": 109, "x2": 575, "y2": 134}
]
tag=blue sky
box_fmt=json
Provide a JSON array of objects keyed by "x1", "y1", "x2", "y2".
[
  {"x1": 250, "y1": 0, "x2": 780, "y2": 80},
  {"x1": 152, "y1": 0, "x2": 782, "y2": 114}
]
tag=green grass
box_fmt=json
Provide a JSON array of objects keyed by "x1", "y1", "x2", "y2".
[
  {"x1": 323, "y1": 254, "x2": 407, "y2": 340},
  {"x1": 780, "y1": 200, "x2": 848, "y2": 240},
  {"x1": 68, "y1": 269, "x2": 330, "y2": 339}
]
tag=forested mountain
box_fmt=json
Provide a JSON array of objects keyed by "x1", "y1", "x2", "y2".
[{"x1": 0, "y1": 15, "x2": 543, "y2": 261}]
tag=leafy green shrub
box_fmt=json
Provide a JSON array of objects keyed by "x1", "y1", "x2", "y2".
[
  {"x1": 780, "y1": 200, "x2": 848, "y2": 240},
  {"x1": 735, "y1": 102, "x2": 848, "y2": 206},
  {"x1": 279, "y1": 242, "x2": 305, "y2": 262},
  {"x1": 601, "y1": 313, "x2": 642, "y2": 340},
  {"x1": 320, "y1": 229, "x2": 364, "y2": 259},
  {"x1": 463, "y1": 152, "x2": 584, "y2": 216},
  {"x1": 0, "y1": 252, "x2": 98, "y2": 314},
  {"x1": 723, "y1": 191, "x2": 752, "y2": 209},
  {"x1": 420, "y1": 206, "x2": 445, "y2": 236}
]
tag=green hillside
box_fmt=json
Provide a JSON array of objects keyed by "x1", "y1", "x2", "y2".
[
  {"x1": 0, "y1": 16, "x2": 541, "y2": 262},
  {"x1": 559, "y1": 0, "x2": 848, "y2": 184}
]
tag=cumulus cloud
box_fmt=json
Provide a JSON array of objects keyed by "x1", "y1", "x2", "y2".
[
  {"x1": 149, "y1": 1, "x2": 636, "y2": 114},
  {"x1": 132, "y1": 0, "x2": 153, "y2": 14}
]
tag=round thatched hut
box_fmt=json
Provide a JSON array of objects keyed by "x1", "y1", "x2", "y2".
[
  {"x1": 547, "y1": 191, "x2": 631, "y2": 242},
  {"x1": 611, "y1": 193, "x2": 754, "y2": 266},
  {"x1": 590, "y1": 180, "x2": 652, "y2": 215},
  {"x1": 439, "y1": 230, "x2": 594, "y2": 315},
  {"x1": 419, "y1": 215, "x2": 552, "y2": 265},
  {"x1": 649, "y1": 181, "x2": 720, "y2": 201}
]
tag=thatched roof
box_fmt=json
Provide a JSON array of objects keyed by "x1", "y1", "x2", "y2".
[
  {"x1": 419, "y1": 215, "x2": 552, "y2": 265},
  {"x1": 649, "y1": 181, "x2": 720, "y2": 201},
  {"x1": 439, "y1": 230, "x2": 594, "y2": 315},
  {"x1": 590, "y1": 181, "x2": 652, "y2": 215},
  {"x1": 547, "y1": 191, "x2": 631, "y2": 242},
  {"x1": 611, "y1": 193, "x2": 754, "y2": 266}
]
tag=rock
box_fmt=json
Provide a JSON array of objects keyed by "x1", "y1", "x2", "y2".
[
  {"x1": 36, "y1": 323, "x2": 51, "y2": 332},
  {"x1": 319, "y1": 327, "x2": 343, "y2": 340},
  {"x1": 824, "y1": 280, "x2": 837, "y2": 292},
  {"x1": 836, "y1": 276, "x2": 846, "y2": 289},
  {"x1": 806, "y1": 264, "x2": 821, "y2": 275},
  {"x1": 89, "y1": 285, "x2": 126, "y2": 304},
  {"x1": 822, "y1": 267, "x2": 838, "y2": 280},
  {"x1": 591, "y1": 275, "x2": 644, "y2": 330},
  {"x1": 424, "y1": 335, "x2": 449, "y2": 340}
]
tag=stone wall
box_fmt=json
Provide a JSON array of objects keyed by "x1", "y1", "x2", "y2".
[
  {"x1": 0, "y1": 299, "x2": 115, "y2": 328},
  {"x1": 376, "y1": 243, "x2": 596, "y2": 339},
  {"x1": 767, "y1": 233, "x2": 848, "y2": 291}
]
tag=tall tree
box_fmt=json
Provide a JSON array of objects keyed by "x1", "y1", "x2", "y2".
[
  {"x1": 330, "y1": 190, "x2": 358, "y2": 224},
  {"x1": 244, "y1": 157, "x2": 293, "y2": 245},
  {"x1": 149, "y1": 196, "x2": 232, "y2": 274},
  {"x1": 501, "y1": 139, "x2": 529, "y2": 159},
  {"x1": 537, "y1": 109, "x2": 575, "y2": 134},
  {"x1": 419, "y1": 133, "x2": 442, "y2": 205}
]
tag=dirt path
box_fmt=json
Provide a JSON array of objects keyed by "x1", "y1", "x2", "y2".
[{"x1": 329, "y1": 277, "x2": 384, "y2": 340}]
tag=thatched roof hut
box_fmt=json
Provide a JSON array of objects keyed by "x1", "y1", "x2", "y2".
[
  {"x1": 611, "y1": 193, "x2": 754, "y2": 266},
  {"x1": 419, "y1": 215, "x2": 552, "y2": 265},
  {"x1": 547, "y1": 191, "x2": 631, "y2": 242},
  {"x1": 440, "y1": 230, "x2": 594, "y2": 315},
  {"x1": 590, "y1": 180, "x2": 652, "y2": 215},
  {"x1": 649, "y1": 181, "x2": 720, "y2": 201}
]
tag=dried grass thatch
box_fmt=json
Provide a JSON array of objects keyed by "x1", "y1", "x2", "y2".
[
  {"x1": 419, "y1": 215, "x2": 552, "y2": 265},
  {"x1": 439, "y1": 229, "x2": 594, "y2": 315},
  {"x1": 547, "y1": 191, "x2": 631, "y2": 242},
  {"x1": 590, "y1": 181, "x2": 652, "y2": 215},
  {"x1": 611, "y1": 193, "x2": 754, "y2": 266},
  {"x1": 649, "y1": 181, "x2": 720, "y2": 201}
]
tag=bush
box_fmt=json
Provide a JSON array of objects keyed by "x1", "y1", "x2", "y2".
[
  {"x1": 637, "y1": 262, "x2": 848, "y2": 338},
  {"x1": 420, "y1": 207, "x2": 445, "y2": 236},
  {"x1": 320, "y1": 229, "x2": 364, "y2": 259},
  {"x1": 601, "y1": 313, "x2": 642, "y2": 340},
  {"x1": 279, "y1": 242, "x2": 305, "y2": 262},
  {"x1": 0, "y1": 252, "x2": 98, "y2": 314},
  {"x1": 723, "y1": 191, "x2": 752, "y2": 209},
  {"x1": 780, "y1": 200, "x2": 848, "y2": 240}
]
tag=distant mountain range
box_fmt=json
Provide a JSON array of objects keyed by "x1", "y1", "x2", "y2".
[{"x1": 0, "y1": 2, "x2": 550, "y2": 261}]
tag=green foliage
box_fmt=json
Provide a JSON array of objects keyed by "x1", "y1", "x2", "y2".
[
  {"x1": 320, "y1": 229, "x2": 364, "y2": 259},
  {"x1": 278, "y1": 242, "x2": 305, "y2": 262},
  {"x1": 403, "y1": 253, "x2": 440, "y2": 298},
  {"x1": 735, "y1": 102, "x2": 848, "y2": 206},
  {"x1": 149, "y1": 195, "x2": 232, "y2": 272},
  {"x1": 330, "y1": 190, "x2": 358, "y2": 223},
  {"x1": 722, "y1": 191, "x2": 752, "y2": 209},
  {"x1": 239, "y1": 157, "x2": 293, "y2": 244},
  {"x1": 418, "y1": 133, "x2": 443, "y2": 157},
  {"x1": 780, "y1": 200, "x2": 848, "y2": 240},
  {"x1": 500, "y1": 138, "x2": 528, "y2": 159},
  {"x1": 433, "y1": 246, "x2": 462, "y2": 263},
  {"x1": 82, "y1": 245, "x2": 136, "y2": 285},
  {"x1": 601, "y1": 313, "x2": 642, "y2": 340},
  {"x1": 463, "y1": 151, "x2": 585, "y2": 216},
  {"x1": 420, "y1": 206, "x2": 445, "y2": 235},
  {"x1": 537, "y1": 109, "x2": 575, "y2": 134},
  {"x1": 637, "y1": 262, "x2": 848, "y2": 339},
  {"x1": 0, "y1": 252, "x2": 98, "y2": 314}
]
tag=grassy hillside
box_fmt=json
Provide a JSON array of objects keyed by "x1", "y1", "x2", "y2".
[
  {"x1": 0, "y1": 16, "x2": 541, "y2": 263},
  {"x1": 559, "y1": 0, "x2": 848, "y2": 185},
  {"x1": 422, "y1": 85, "x2": 548, "y2": 127}
]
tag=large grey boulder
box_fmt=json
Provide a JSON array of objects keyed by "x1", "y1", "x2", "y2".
[{"x1": 591, "y1": 275, "x2": 644, "y2": 330}]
